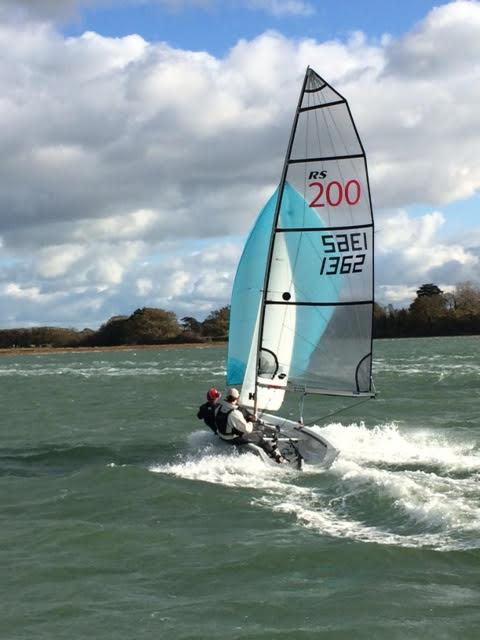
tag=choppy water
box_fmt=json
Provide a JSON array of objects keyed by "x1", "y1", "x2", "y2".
[{"x1": 1, "y1": 337, "x2": 479, "y2": 639}]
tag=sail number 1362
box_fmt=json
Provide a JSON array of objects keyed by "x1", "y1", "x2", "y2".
[{"x1": 320, "y1": 232, "x2": 367, "y2": 275}]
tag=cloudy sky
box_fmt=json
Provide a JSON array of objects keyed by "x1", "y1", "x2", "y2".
[{"x1": 1, "y1": 0, "x2": 479, "y2": 329}]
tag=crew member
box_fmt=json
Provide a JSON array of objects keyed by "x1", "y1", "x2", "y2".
[
  {"x1": 215, "y1": 388, "x2": 286, "y2": 463},
  {"x1": 197, "y1": 387, "x2": 221, "y2": 433}
]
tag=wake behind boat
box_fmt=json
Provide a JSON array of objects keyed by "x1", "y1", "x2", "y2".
[{"x1": 214, "y1": 66, "x2": 376, "y2": 469}]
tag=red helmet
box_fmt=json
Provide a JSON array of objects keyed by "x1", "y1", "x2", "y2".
[{"x1": 206, "y1": 387, "x2": 220, "y2": 403}]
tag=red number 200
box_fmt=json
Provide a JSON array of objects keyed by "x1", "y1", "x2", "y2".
[{"x1": 309, "y1": 179, "x2": 361, "y2": 208}]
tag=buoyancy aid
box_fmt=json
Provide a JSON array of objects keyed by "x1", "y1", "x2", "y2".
[{"x1": 215, "y1": 406, "x2": 243, "y2": 440}]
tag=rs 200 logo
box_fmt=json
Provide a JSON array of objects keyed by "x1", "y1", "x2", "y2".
[{"x1": 306, "y1": 171, "x2": 361, "y2": 208}]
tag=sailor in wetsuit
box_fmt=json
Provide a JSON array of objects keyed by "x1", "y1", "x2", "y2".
[
  {"x1": 197, "y1": 387, "x2": 221, "y2": 433},
  {"x1": 215, "y1": 388, "x2": 286, "y2": 463}
]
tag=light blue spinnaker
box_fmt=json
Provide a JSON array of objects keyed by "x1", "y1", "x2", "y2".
[{"x1": 227, "y1": 181, "x2": 343, "y2": 388}]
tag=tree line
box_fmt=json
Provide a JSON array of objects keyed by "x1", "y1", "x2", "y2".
[
  {"x1": 0, "y1": 306, "x2": 230, "y2": 349},
  {"x1": 374, "y1": 282, "x2": 480, "y2": 337},
  {"x1": 1, "y1": 282, "x2": 479, "y2": 349}
]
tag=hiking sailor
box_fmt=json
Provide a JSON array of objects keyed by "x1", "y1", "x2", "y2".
[
  {"x1": 215, "y1": 388, "x2": 286, "y2": 463},
  {"x1": 197, "y1": 387, "x2": 221, "y2": 433}
]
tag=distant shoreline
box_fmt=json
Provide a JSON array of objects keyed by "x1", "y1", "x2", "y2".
[
  {"x1": 0, "y1": 342, "x2": 227, "y2": 357},
  {"x1": 0, "y1": 334, "x2": 477, "y2": 358}
]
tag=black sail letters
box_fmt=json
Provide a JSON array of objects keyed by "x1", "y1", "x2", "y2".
[{"x1": 320, "y1": 232, "x2": 367, "y2": 276}]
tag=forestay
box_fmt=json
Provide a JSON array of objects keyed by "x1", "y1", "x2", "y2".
[{"x1": 227, "y1": 67, "x2": 375, "y2": 412}]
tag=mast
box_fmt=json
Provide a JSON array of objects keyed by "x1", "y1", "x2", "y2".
[{"x1": 253, "y1": 68, "x2": 310, "y2": 415}]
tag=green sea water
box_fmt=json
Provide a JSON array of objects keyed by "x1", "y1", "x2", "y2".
[{"x1": 1, "y1": 337, "x2": 479, "y2": 639}]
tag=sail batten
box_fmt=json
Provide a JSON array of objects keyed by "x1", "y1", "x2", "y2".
[
  {"x1": 265, "y1": 300, "x2": 372, "y2": 306},
  {"x1": 277, "y1": 223, "x2": 373, "y2": 232},
  {"x1": 299, "y1": 100, "x2": 346, "y2": 112},
  {"x1": 288, "y1": 153, "x2": 364, "y2": 163}
]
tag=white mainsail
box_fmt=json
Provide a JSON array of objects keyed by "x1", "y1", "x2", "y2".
[{"x1": 227, "y1": 67, "x2": 375, "y2": 415}]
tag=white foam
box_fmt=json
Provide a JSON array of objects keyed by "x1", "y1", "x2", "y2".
[
  {"x1": 267, "y1": 498, "x2": 452, "y2": 550},
  {"x1": 151, "y1": 445, "x2": 297, "y2": 492},
  {"x1": 151, "y1": 424, "x2": 480, "y2": 551},
  {"x1": 374, "y1": 358, "x2": 480, "y2": 379},
  {"x1": 319, "y1": 421, "x2": 480, "y2": 472},
  {"x1": 0, "y1": 363, "x2": 225, "y2": 378}
]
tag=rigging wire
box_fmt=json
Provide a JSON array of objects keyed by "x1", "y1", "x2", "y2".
[
  {"x1": 257, "y1": 394, "x2": 373, "y2": 431},
  {"x1": 300, "y1": 395, "x2": 374, "y2": 427}
]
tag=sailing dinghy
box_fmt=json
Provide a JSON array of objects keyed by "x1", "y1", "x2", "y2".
[{"x1": 226, "y1": 67, "x2": 375, "y2": 469}]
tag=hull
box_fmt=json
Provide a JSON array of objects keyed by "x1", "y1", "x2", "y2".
[
  {"x1": 259, "y1": 413, "x2": 339, "y2": 469},
  {"x1": 229, "y1": 413, "x2": 339, "y2": 470}
]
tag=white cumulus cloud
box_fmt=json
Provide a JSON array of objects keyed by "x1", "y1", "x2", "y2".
[
  {"x1": 1, "y1": 1, "x2": 480, "y2": 325},
  {"x1": 375, "y1": 208, "x2": 479, "y2": 306}
]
